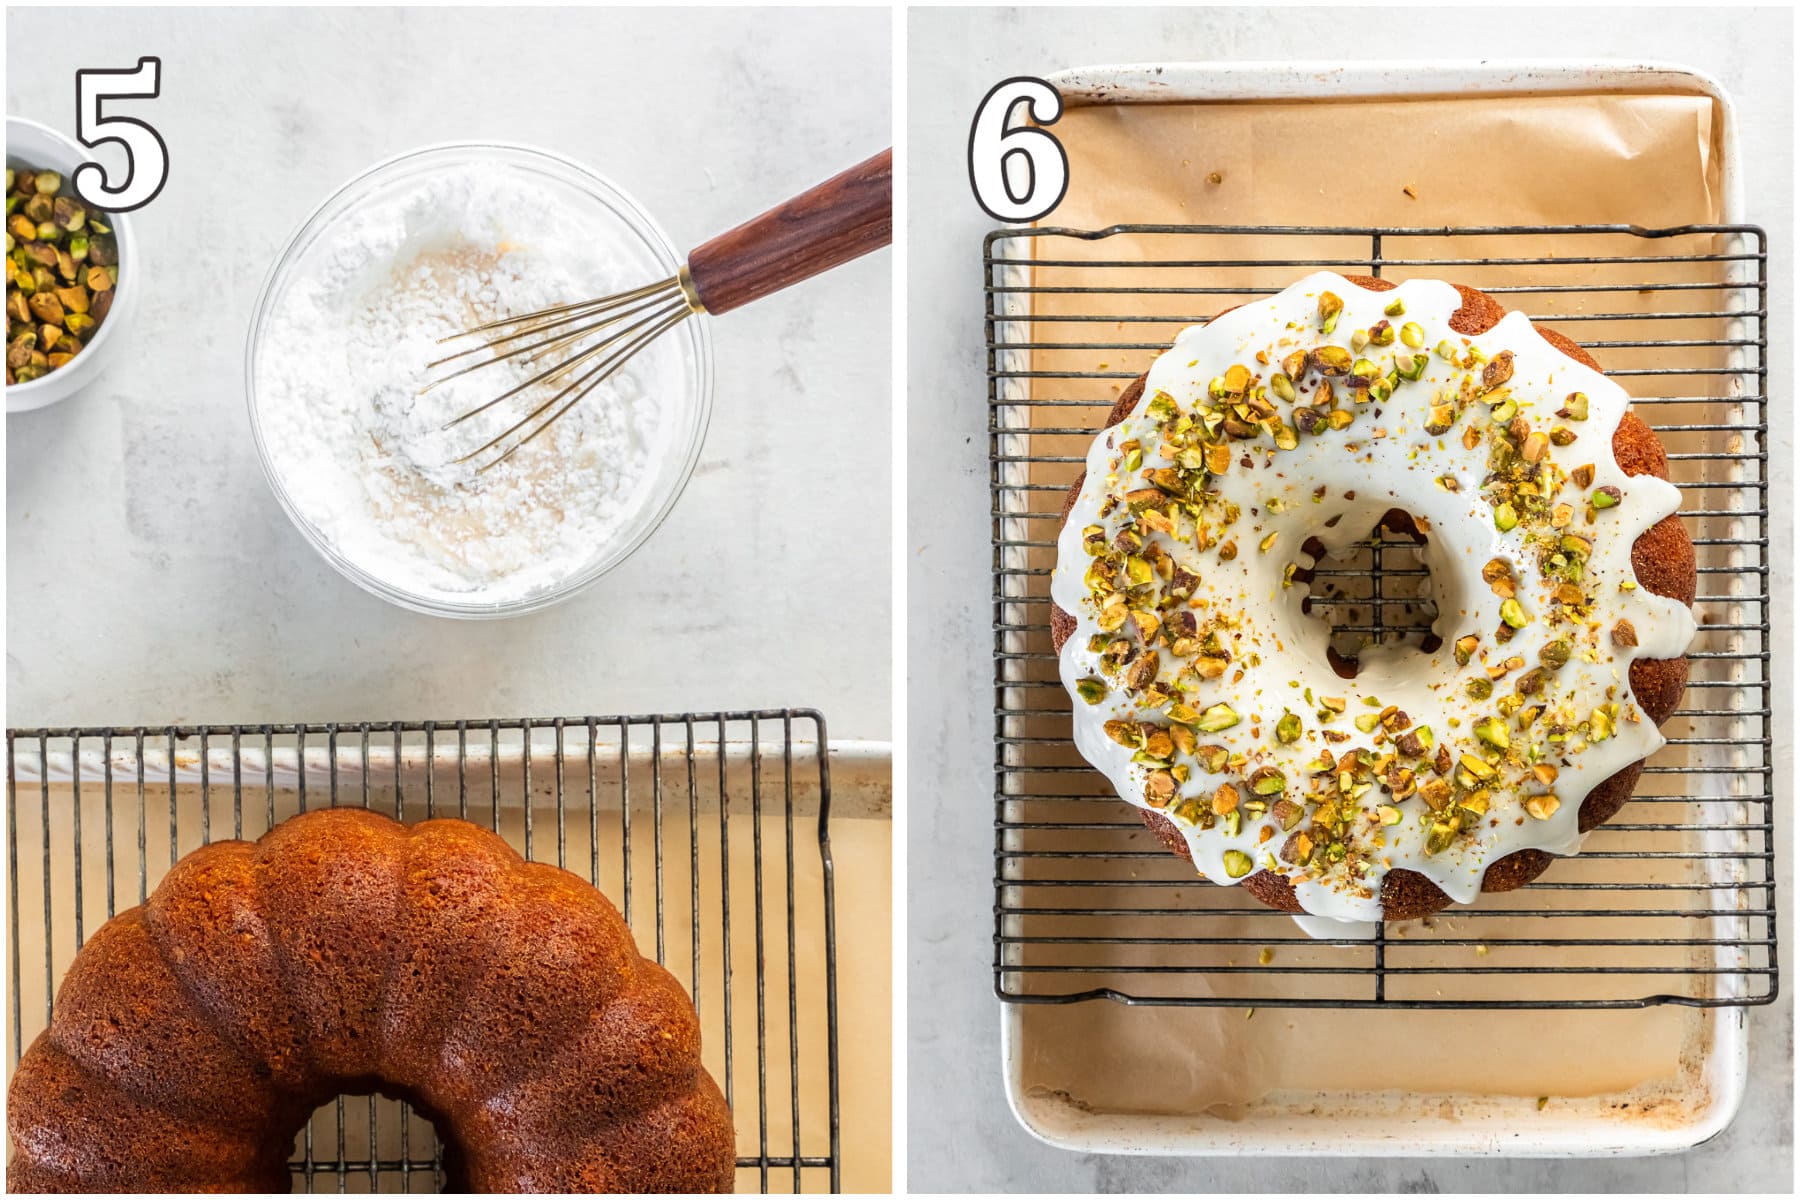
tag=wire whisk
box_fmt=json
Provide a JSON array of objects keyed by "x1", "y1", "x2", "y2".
[{"x1": 425, "y1": 148, "x2": 891, "y2": 471}]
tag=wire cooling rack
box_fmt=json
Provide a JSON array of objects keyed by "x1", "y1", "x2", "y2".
[
  {"x1": 989, "y1": 225, "x2": 1776, "y2": 1010},
  {"x1": 7, "y1": 710, "x2": 840, "y2": 1193}
]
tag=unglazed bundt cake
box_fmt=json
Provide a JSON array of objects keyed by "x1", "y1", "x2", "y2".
[
  {"x1": 7, "y1": 808, "x2": 736, "y2": 1193},
  {"x1": 1050, "y1": 273, "x2": 1696, "y2": 928}
]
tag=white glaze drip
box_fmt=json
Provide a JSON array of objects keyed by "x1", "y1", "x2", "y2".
[{"x1": 1052, "y1": 273, "x2": 1696, "y2": 930}]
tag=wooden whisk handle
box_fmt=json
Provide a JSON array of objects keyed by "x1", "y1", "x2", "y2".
[{"x1": 684, "y1": 148, "x2": 892, "y2": 315}]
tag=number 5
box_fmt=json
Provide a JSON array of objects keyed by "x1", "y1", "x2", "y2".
[
  {"x1": 967, "y1": 76, "x2": 1068, "y2": 223},
  {"x1": 72, "y1": 56, "x2": 168, "y2": 213}
]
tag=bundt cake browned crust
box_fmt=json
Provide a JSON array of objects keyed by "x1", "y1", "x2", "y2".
[
  {"x1": 1050, "y1": 277, "x2": 1694, "y2": 921},
  {"x1": 7, "y1": 808, "x2": 736, "y2": 1193}
]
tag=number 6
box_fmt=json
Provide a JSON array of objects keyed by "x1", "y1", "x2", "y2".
[
  {"x1": 967, "y1": 77, "x2": 1068, "y2": 223},
  {"x1": 72, "y1": 56, "x2": 169, "y2": 213}
]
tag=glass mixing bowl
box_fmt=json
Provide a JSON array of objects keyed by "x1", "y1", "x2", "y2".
[{"x1": 245, "y1": 142, "x2": 712, "y2": 618}]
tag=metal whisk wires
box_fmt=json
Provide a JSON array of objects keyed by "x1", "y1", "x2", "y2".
[
  {"x1": 423, "y1": 148, "x2": 893, "y2": 473},
  {"x1": 422, "y1": 274, "x2": 697, "y2": 472}
]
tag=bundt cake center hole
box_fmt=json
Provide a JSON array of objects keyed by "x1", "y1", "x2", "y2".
[
  {"x1": 1293, "y1": 508, "x2": 1442, "y2": 679},
  {"x1": 294, "y1": 1088, "x2": 461, "y2": 1181}
]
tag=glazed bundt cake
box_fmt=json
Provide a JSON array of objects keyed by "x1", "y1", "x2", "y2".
[
  {"x1": 1049, "y1": 273, "x2": 1697, "y2": 926},
  {"x1": 7, "y1": 808, "x2": 736, "y2": 1193}
]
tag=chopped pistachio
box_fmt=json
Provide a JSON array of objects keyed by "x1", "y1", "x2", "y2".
[
  {"x1": 1310, "y1": 345, "x2": 1352, "y2": 376},
  {"x1": 1222, "y1": 849, "x2": 1254, "y2": 878},
  {"x1": 1249, "y1": 768, "x2": 1286, "y2": 796},
  {"x1": 1144, "y1": 770, "x2": 1178, "y2": 807},
  {"x1": 1458, "y1": 754, "x2": 1495, "y2": 781},
  {"x1": 1424, "y1": 822, "x2": 1457, "y2": 855},
  {"x1": 1474, "y1": 716, "x2": 1510, "y2": 750},
  {"x1": 4, "y1": 161, "x2": 116, "y2": 384},
  {"x1": 1318, "y1": 290, "x2": 1343, "y2": 334},
  {"x1": 1482, "y1": 557, "x2": 1515, "y2": 597},
  {"x1": 1196, "y1": 703, "x2": 1241, "y2": 733},
  {"x1": 1482, "y1": 351, "x2": 1515, "y2": 390},
  {"x1": 1592, "y1": 486, "x2": 1622, "y2": 509},
  {"x1": 1075, "y1": 677, "x2": 1108, "y2": 705}
]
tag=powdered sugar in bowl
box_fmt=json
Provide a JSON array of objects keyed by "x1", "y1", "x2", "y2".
[{"x1": 246, "y1": 143, "x2": 711, "y2": 617}]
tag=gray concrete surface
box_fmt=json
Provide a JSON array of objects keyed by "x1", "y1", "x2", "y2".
[
  {"x1": 906, "y1": 7, "x2": 1793, "y2": 1192},
  {"x1": 6, "y1": 6, "x2": 892, "y2": 739}
]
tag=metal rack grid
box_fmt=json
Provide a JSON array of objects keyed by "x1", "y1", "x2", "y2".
[
  {"x1": 7, "y1": 710, "x2": 840, "y2": 1193},
  {"x1": 988, "y1": 224, "x2": 1776, "y2": 1010}
]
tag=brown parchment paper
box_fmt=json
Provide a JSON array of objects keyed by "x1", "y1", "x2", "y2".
[
  {"x1": 1045, "y1": 93, "x2": 1720, "y2": 228},
  {"x1": 1010, "y1": 89, "x2": 1752, "y2": 1129}
]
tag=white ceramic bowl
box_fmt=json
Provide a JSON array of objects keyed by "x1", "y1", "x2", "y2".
[
  {"x1": 5, "y1": 117, "x2": 139, "y2": 413},
  {"x1": 245, "y1": 142, "x2": 713, "y2": 618}
]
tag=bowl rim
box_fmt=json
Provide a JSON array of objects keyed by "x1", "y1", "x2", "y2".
[
  {"x1": 5, "y1": 115, "x2": 138, "y2": 407},
  {"x1": 243, "y1": 139, "x2": 715, "y2": 619}
]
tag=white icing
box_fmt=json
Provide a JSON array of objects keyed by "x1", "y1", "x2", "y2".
[{"x1": 1052, "y1": 273, "x2": 1696, "y2": 931}]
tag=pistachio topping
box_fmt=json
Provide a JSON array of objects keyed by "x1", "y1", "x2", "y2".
[
  {"x1": 6, "y1": 163, "x2": 116, "y2": 385},
  {"x1": 1318, "y1": 290, "x2": 1343, "y2": 334}
]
